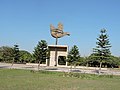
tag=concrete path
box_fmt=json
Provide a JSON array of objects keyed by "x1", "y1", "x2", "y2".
[{"x1": 0, "y1": 62, "x2": 120, "y2": 75}]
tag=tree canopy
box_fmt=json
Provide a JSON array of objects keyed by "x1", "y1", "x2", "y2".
[
  {"x1": 0, "y1": 46, "x2": 14, "y2": 62},
  {"x1": 33, "y1": 40, "x2": 49, "y2": 65},
  {"x1": 67, "y1": 45, "x2": 80, "y2": 66},
  {"x1": 19, "y1": 50, "x2": 32, "y2": 63},
  {"x1": 92, "y1": 29, "x2": 112, "y2": 68}
]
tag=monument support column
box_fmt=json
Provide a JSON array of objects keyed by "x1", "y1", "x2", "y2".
[
  {"x1": 56, "y1": 38, "x2": 58, "y2": 45},
  {"x1": 55, "y1": 38, "x2": 58, "y2": 66}
]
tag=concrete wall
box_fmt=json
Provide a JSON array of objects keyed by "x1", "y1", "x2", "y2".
[{"x1": 48, "y1": 45, "x2": 68, "y2": 66}]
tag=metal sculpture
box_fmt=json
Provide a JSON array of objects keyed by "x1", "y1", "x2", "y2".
[
  {"x1": 50, "y1": 22, "x2": 70, "y2": 45},
  {"x1": 50, "y1": 22, "x2": 70, "y2": 66}
]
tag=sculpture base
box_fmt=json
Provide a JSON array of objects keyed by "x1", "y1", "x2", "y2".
[{"x1": 48, "y1": 45, "x2": 68, "y2": 66}]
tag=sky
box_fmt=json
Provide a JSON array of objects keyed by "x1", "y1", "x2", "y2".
[{"x1": 0, "y1": 0, "x2": 120, "y2": 56}]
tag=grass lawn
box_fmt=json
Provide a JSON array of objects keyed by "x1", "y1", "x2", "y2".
[{"x1": 0, "y1": 69, "x2": 120, "y2": 90}]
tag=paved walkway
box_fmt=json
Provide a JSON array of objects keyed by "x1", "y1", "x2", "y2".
[{"x1": 0, "y1": 62, "x2": 120, "y2": 75}]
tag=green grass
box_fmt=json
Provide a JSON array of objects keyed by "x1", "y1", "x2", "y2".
[{"x1": 0, "y1": 69, "x2": 120, "y2": 90}]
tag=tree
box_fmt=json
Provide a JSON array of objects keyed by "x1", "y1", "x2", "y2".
[
  {"x1": 79, "y1": 57, "x2": 89, "y2": 67},
  {"x1": 0, "y1": 46, "x2": 14, "y2": 62},
  {"x1": 93, "y1": 29, "x2": 111, "y2": 73},
  {"x1": 107, "y1": 55, "x2": 120, "y2": 68},
  {"x1": 67, "y1": 45, "x2": 80, "y2": 67},
  {"x1": 12, "y1": 44, "x2": 20, "y2": 66},
  {"x1": 33, "y1": 40, "x2": 49, "y2": 70},
  {"x1": 19, "y1": 50, "x2": 32, "y2": 63}
]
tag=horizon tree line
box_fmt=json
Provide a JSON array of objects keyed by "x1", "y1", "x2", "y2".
[{"x1": 0, "y1": 29, "x2": 120, "y2": 68}]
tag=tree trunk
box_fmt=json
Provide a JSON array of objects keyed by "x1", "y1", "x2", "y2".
[
  {"x1": 74, "y1": 63, "x2": 76, "y2": 69},
  {"x1": 86, "y1": 63, "x2": 88, "y2": 67},
  {"x1": 11, "y1": 58, "x2": 14, "y2": 68},
  {"x1": 70, "y1": 64, "x2": 72, "y2": 72},
  {"x1": 38, "y1": 61, "x2": 41, "y2": 70},
  {"x1": 99, "y1": 61, "x2": 102, "y2": 74}
]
